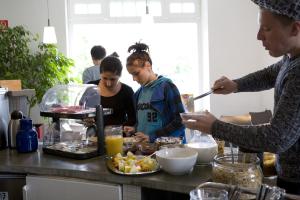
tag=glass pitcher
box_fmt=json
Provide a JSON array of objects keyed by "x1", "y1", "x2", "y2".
[{"x1": 104, "y1": 125, "x2": 123, "y2": 157}]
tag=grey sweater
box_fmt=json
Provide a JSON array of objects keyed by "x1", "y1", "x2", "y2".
[{"x1": 212, "y1": 55, "x2": 300, "y2": 182}]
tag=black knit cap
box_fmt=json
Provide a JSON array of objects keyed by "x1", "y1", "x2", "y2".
[{"x1": 251, "y1": 0, "x2": 300, "y2": 20}]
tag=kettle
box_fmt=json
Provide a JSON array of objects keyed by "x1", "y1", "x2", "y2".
[
  {"x1": 16, "y1": 118, "x2": 38, "y2": 153},
  {"x1": 8, "y1": 110, "x2": 24, "y2": 148}
]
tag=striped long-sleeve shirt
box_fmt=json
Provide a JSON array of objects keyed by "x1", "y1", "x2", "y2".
[{"x1": 212, "y1": 55, "x2": 300, "y2": 182}]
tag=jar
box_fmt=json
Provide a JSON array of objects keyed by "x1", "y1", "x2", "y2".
[
  {"x1": 212, "y1": 154, "x2": 263, "y2": 199},
  {"x1": 214, "y1": 138, "x2": 225, "y2": 155}
]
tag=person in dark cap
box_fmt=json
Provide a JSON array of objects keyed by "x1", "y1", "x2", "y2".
[
  {"x1": 82, "y1": 45, "x2": 106, "y2": 84},
  {"x1": 181, "y1": 0, "x2": 300, "y2": 194}
]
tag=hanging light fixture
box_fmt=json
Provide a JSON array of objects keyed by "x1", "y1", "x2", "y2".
[
  {"x1": 43, "y1": 0, "x2": 57, "y2": 44},
  {"x1": 141, "y1": 0, "x2": 154, "y2": 25}
]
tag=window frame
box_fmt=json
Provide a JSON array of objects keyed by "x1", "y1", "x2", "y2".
[{"x1": 67, "y1": 0, "x2": 204, "y2": 109}]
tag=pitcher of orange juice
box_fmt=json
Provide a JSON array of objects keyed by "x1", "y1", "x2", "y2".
[{"x1": 104, "y1": 125, "x2": 123, "y2": 157}]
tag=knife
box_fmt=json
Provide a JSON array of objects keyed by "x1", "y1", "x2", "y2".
[
  {"x1": 193, "y1": 90, "x2": 214, "y2": 101},
  {"x1": 193, "y1": 87, "x2": 224, "y2": 101}
]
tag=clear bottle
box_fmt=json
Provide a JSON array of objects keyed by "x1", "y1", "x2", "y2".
[{"x1": 212, "y1": 154, "x2": 263, "y2": 199}]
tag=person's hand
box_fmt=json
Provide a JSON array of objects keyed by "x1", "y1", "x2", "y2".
[
  {"x1": 123, "y1": 126, "x2": 135, "y2": 136},
  {"x1": 181, "y1": 110, "x2": 217, "y2": 134},
  {"x1": 212, "y1": 76, "x2": 238, "y2": 94},
  {"x1": 134, "y1": 132, "x2": 150, "y2": 142}
]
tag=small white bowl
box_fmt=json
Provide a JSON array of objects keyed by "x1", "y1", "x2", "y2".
[
  {"x1": 180, "y1": 111, "x2": 206, "y2": 119},
  {"x1": 185, "y1": 142, "x2": 218, "y2": 164},
  {"x1": 155, "y1": 148, "x2": 198, "y2": 175}
]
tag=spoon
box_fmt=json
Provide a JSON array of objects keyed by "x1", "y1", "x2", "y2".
[{"x1": 146, "y1": 151, "x2": 156, "y2": 158}]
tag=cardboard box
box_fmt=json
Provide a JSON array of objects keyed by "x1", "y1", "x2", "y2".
[{"x1": 0, "y1": 80, "x2": 22, "y2": 91}]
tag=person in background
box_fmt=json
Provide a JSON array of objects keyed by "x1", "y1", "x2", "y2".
[
  {"x1": 89, "y1": 53, "x2": 136, "y2": 127},
  {"x1": 125, "y1": 42, "x2": 185, "y2": 143},
  {"x1": 82, "y1": 45, "x2": 106, "y2": 84},
  {"x1": 181, "y1": 0, "x2": 300, "y2": 194}
]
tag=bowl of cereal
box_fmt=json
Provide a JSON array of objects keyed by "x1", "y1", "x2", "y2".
[{"x1": 155, "y1": 137, "x2": 182, "y2": 148}]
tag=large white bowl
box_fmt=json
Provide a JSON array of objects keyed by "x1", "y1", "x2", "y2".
[
  {"x1": 185, "y1": 142, "x2": 218, "y2": 164},
  {"x1": 155, "y1": 148, "x2": 198, "y2": 175}
]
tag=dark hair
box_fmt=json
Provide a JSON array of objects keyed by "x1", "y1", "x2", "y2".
[
  {"x1": 109, "y1": 52, "x2": 119, "y2": 57},
  {"x1": 126, "y1": 42, "x2": 152, "y2": 67},
  {"x1": 91, "y1": 45, "x2": 106, "y2": 60},
  {"x1": 100, "y1": 55, "x2": 122, "y2": 76}
]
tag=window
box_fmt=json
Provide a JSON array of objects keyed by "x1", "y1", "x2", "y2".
[
  {"x1": 74, "y1": 3, "x2": 102, "y2": 14},
  {"x1": 67, "y1": 0, "x2": 202, "y2": 100},
  {"x1": 170, "y1": 2, "x2": 195, "y2": 13}
]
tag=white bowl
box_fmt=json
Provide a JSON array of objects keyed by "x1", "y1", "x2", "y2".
[
  {"x1": 185, "y1": 142, "x2": 218, "y2": 164},
  {"x1": 180, "y1": 111, "x2": 206, "y2": 120},
  {"x1": 155, "y1": 148, "x2": 198, "y2": 175}
]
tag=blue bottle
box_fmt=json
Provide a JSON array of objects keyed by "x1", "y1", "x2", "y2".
[{"x1": 16, "y1": 118, "x2": 38, "y2": 153}]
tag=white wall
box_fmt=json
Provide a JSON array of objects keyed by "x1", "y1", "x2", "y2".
[
  {"x1": 0, "y1": 0, "x2": 68, "y2": 54},
  {"x1": 206, "y1": 0, "x2": 277, "y2": 117},
  {"x1": 0, "y1": 0, "x2": 277, "y2": 120}
]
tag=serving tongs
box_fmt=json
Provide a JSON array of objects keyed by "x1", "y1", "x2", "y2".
[{"x1": 196, "y1": 182, "x2": 300, "y2": 200}]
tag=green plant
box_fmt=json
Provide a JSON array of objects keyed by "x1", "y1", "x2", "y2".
[{"x1": 0, "y1": 25, "x2": 75, "y2": 115}]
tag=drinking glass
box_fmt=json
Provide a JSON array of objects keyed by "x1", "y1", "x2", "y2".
[{"x1": 190, "y1": 188, "x2": 228, "y2": 200}]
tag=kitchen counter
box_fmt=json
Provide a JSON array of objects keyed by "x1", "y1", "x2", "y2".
[{"x1": 0, "y1": 147, "x2": 212, "y2": 194}]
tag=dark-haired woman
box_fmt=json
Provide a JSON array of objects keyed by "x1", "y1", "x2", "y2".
[
  {"x1": 88, "y1": 54, "x2": 136, "y2": 127},
  {"x1": 125, "y1": 42, "x2": 185, "y2": 143}
]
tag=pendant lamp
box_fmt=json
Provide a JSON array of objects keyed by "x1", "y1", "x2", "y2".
[
  {"x1": 43, "y1": 0, "x2": 57, "y2": 44},
  {"x1": 141, "y1": 0, "x2": 154, "y2": 25}
]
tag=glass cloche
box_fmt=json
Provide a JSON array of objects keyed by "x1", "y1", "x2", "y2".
[
  {"x1": 39, "y1": 84, "x2": 105, "y2": 159},
  {"x1": 40, "y1": 84, "x2": 100, "y2": 113}
]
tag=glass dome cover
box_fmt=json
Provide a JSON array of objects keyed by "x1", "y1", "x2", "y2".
[{"x1": 40, "y1": 84, "x2": 100, "y2": 112}]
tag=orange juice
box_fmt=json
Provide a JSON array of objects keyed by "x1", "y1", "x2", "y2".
[{"x1": 105, "y1": 135, "x2": 123, "y2": 156}]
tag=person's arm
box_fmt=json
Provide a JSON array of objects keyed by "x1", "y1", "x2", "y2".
[
  {"x1": 234, "y1": 58, "x2": 284, "y2": 92},
  {"x1": 155, "y1": 82, "x2": 185, "y2": 137},
  {"x1": 212, "y1": 59, "x2": 284, "y2": 95},
  {"x1": 212, "y1": 69, "x2": 300, "y2": 153}
]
